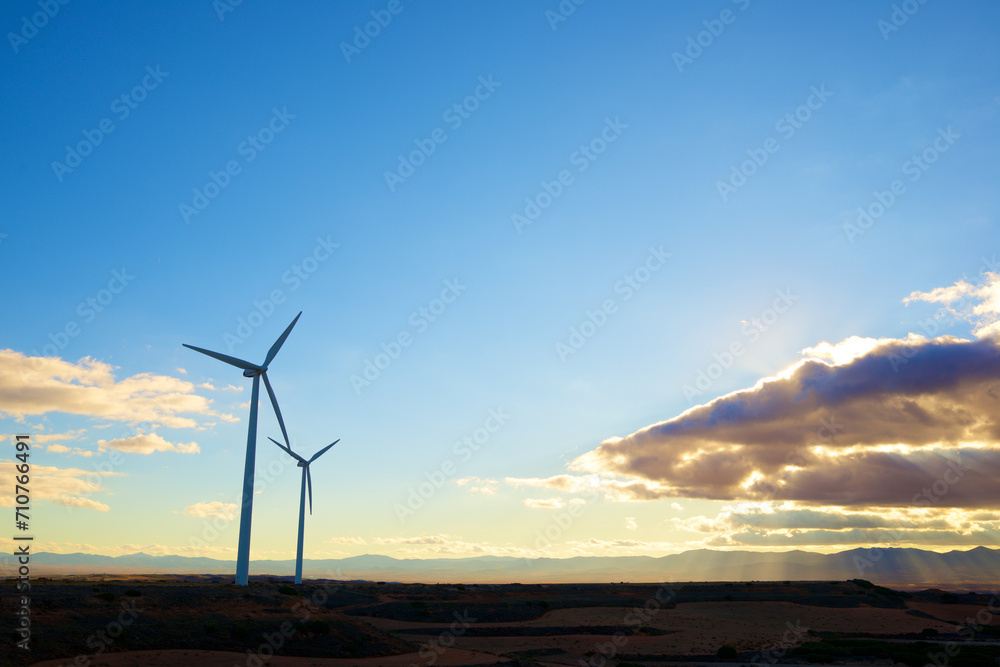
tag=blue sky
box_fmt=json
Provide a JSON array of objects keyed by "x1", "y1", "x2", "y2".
[{"x1": 2, "y1": 1, "x2": 1000, "y2": 568}]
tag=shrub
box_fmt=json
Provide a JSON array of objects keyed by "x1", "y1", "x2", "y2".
[
  {"x1": 277, "y1": 585, "x2": 299, "y2": 596},
  {"x1": 716, "y1": 645, "x2": 739, "y2": 660},
  {"x1": 456, "y1": 584, "x2": 466, "y2": 591},
  {"x1": 96, "y1": 592, "x2": 115, "y2": 602},
  {"x1": 296, "y1": 619, "x2": 331, "y2": 635},
  {"x1": 125, "y1": 589, "x2": 142, "y2": 597}
]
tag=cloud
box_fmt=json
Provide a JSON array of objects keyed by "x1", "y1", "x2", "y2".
[
  {"x1": 505, "y1": 474, "x2": 600, "y2": 493},
  {"x1": 625, "y1": 517, "x2": 637, "y2": 530},
  {"x1": 0, "y1": 350, "x2": 234, "y2": 428},
  {"x1": 369, "y1": 534, "x2": 534, "y2": 558},
  {"x1": 44, "y1": 443, "x2": 94, "y2": 457},
  {"x1": 98, "y1": 432, "x2": 200, "y2": 455},
  {"x1": 904, "y1": 270, "x2": 1000, "y2": 338},
  {"x1": 524, "y1": 497, "x2": 564, "y2": 509},
  {"x1": 0, "y1": 462, "x2": 121, "y2": 511},
  {"x1": 374, "y1": 535, "x2": 452, "y2": 545},
  {"x1": 567, "y1": 273, "x2": 1000, "y2": 510},
  {"x1": 572, "y1": 335, "x2": 1000, "y2": 508},
  {"x1": 26, "y1": 429, "x2": 87, "y2": 444},
  {"x1": 671, "y1": 502, "x2": 683, "y2": 511},
  {"x1": 454, "y1": 476, "x2": 498, "y2": 495},
  {"x1": 325, "y1": 536, "x2": 368, "y2": 545},
  {"x1": 669, "y1": 502, "x2": 1000, "y2": 549},
  {"x1": 183, "y1": 501, "x2": 238, "y2": 521}
]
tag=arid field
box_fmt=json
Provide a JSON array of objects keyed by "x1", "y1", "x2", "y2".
[{"x1": 5, "y1": 577, "x2": 1000, "y2": 666}]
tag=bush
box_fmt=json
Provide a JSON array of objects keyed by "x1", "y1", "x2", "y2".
[
  {"x1": 96, "y1": 592, "x2": 115, "y2": 602},
  {"x1": 921, "y1": 627, "x2": 939, "y2": 637},
  {"x1": 231, "y1": 623, "x2": 250, "y2": 639},
  {"x1": 296, "y1": 619, "x2": 331, "y2": 635},
  {"x1": 125, "y1": 589, "x2": 142, "y2": 597},
  {"x1": 456, "y1": 584, "x2": 466, "y2": 591},
  {"x1": 716, "y1": 645, "x2": 739, "y2": 660},
  {"x1": 277, "y1": 585, "x2": 300, "y2": 596}
]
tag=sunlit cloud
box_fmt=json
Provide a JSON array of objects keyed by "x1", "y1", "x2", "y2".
[
  {"x1": 0, "y1": 462, "x2": 121, "y2": 511},
  {"x1": 183, "y1": 501, "x2": 238, "y2": 521},
  {"x1": 325, "y1": 536, "x2": 368, "y2": 545},
  {"x1": 0, "y1": 350, "x2": 235, "y2": 428},
  {"x1": 454, "y1": 476, "x2": 499, "y2": 495},
  {"x1": 524, "y1": 497, "x2": 564, "y2": 509},
  {"x1": 98, "y1": 432, "x2": 200, "y2": 455}
]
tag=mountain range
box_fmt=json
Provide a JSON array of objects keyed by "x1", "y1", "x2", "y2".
[{"x1": 9, "y1": 547, "x2": 999, "y2": 588}]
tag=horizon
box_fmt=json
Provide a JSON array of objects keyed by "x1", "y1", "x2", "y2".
[{"x1": 4, "y1": 1, "x2": 1000, "y2": 586}]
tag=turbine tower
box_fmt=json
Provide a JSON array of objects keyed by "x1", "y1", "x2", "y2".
[
  {"x1": 269, "y1": 436, "x2": 338, "y2": 584},
  {"x1": 183, "y1": 312, "x2": 301, "y2": 586}
]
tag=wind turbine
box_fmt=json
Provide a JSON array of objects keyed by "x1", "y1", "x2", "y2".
[
  {"x1": 183, "y1": 312, "x2": 301, "y2": 586},
  {"x1": 269, "y1": 436, "x2": 338, "y2": 584}
]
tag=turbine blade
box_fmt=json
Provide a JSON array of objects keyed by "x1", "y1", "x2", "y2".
[
  {"x1": 268, "y1": 436, "x2": 305, "y2": 463},
  {"x1": 308, "y1": 439, "x2": 339, "y2": 464},
  {"x1": 182, "y1": 344, "x2": 259, "y2": 372},
  {"x1": 263, "y1": 312, "x2": 302, "y2": 367},
  {"x1": 306, "y1": 467, "x2": 313, "y2": 515},
  {"x1": 262, "y1": 373, "x2": 290, "y2": 448}
]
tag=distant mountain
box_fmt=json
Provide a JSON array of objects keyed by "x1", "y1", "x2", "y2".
[{"x1": 12, "y1": 547, "x2": 999, "y2": 587}]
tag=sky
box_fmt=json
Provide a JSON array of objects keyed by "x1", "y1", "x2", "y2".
[{"x1": 2, "y1": 1, "x2": 1000, "y2": 570}]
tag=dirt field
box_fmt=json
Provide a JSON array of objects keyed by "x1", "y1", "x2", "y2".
[{"x1": 4, "y1": 577, "x2": 998, "y2": 666}]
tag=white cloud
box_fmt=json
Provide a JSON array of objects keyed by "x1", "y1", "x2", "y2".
[
  {"x1": 0, "y1": 462, "x2": 122, "y2": 511},
  {"x1": 0, "y1": 350, "x2": 234, "y2": 428},
  {"x1": 98, "y1": 432, "x2": 200, "y2": 455},
  {"x1": 454, "y1": 476, "x2": 499, "y2": 495},
  {"x1": 183, "y1": 501, "x2": 238, "y2": 521},
  {"x1": 524, "y1": 497, "x2": 564, "y2": 509},
  {"x1": 325, "y1": 536, "x2": 368, "y2": 545}
]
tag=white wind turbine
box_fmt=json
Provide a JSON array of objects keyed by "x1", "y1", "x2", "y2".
[
  {"x1": 269, "y1": 436, "x2": 338, "y2": 584},
  {"x1": 183, "y1": 312, "x2": 301, "y2": 586}
]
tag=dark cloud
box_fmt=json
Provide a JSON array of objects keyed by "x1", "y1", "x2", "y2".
[{"x1": 572, "y1": 336, "x2": 1000, "y2": 507}]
